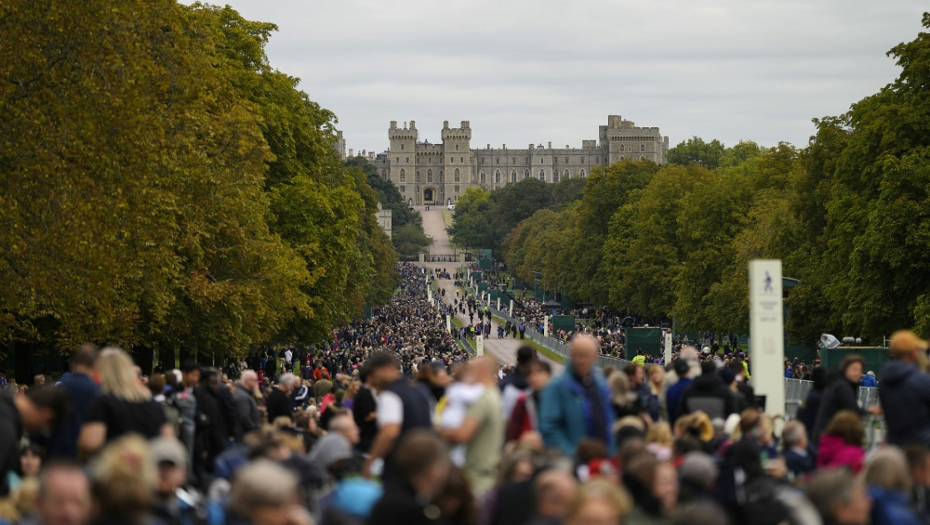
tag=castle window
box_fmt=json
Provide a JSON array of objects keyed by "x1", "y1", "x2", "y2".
[
  {"x1": 496, "y1": 158, "x2": 500, "y2": 163},
  {"x1": 540, "y1": 158, "x2": 544, "y2": 164},
  {"x1": 565, "y1": 157, "x2": 569, "y2": 163},
  {"x1": 539, "y1": 169, "x2": 545, "y2": 181},
  {"x1": 400, "y1": 186, "x2": 405, "y2": 192},
  {"x1": 401, "y1": 144, "x2": 404, "y2": 150},
  {"x1": 641, "y1": 156, "x2": 646, "y2": 161},
  {"x1": 582, "y1": 157, "x2": 585, "y2": 164},
  {"x1": 460, "y1": 157, "x2": 464, "y2": 163},
  {"x1": 580, "y1": 169, "x2": 586, "y2": 177},
  {"x1": 456, "y1": 145, "x2": 459, "y2": 151},
  {"x1": 553, "y1": 171, "x2": 559, "y2": 183},
  {"x1": 620, "y1": 144, "x2": 625, "y2": 152},
  {"x1": 511, "y1": 170, "x2": 517, "y2": 183},
  {"x1": 641, "y1": 144, "x2": 645, "y2": 152},
  {"x1": 480, "y1": 170, "x2": 486, "y2": 184},
  {"x1": 450, "y1": 157, "x2": 454, "y2": 163},
  {"x1": 620, "y1": 156, "x2": 625, "y2": 161},
  {"x1": 454, "y1": 168, "x2": 460, "y2": 182},
  {"x1": 495, "y1": 170, "x2": 501, "y2": 183},
  {"x1": 400, "y1": 169, "x2": 406, "y2": 182},
  {"x1": 406, "y1": 157, "x2": 409, "y2": 163},
  {"x1": 427, "y1": 170, "x2": 433, "y2": 183},
  {"x1": 416, "y1": 171, "x2": 421, "y2": 182},
  {"x1": 454, "y1": 185, "x2": 460, "y2": 193},
  {"x1": 396, "y1": 157, "x2": 399, "y2": 163},
  {"x1": 564, "y1": 169, "x2": 570, "y2": 179},
  {"x1": 439, "y1": 170, "x2": 443, "y2": 181},
  {"x1": 524, "y1": 169, "x2": 529, "y2": 180}
]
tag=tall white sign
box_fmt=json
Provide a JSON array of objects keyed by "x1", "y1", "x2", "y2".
[
  {"x1": 476, "y1": 335, "x2": 484, "y2": 356},
  {"x1": 749, "y1": 260, "x2": 784, "y2": 416},
  {"x1": 664, "y1": 332, "x2": 672, "y2": 364},
  {"x1": 509, "y1": 300, "x2": 514, "y2": 315},
  {"x1": 497, "y1": 298, "x2": 501, "y2": 311},
  {"x1": 427, "y1": 287, "x2": 432, "y2": 303},
  {"x1": 544, "y1": 316, "x2": 550, "y2": 337},
  {"x1": 446, "y1": 315, "x2": 451, "y2": 332}
]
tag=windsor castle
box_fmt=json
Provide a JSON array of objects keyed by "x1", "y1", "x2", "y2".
[{"x1": 360, "y1": 115, "x2": 669, "y2": 206}]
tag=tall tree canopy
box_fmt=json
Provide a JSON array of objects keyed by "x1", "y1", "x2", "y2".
[{"x1": 0, "y1": 0, "x2": 395, "y2": 368}]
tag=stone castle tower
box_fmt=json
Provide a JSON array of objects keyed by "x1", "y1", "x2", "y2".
[{"x1": 376, "y1": 115, "x2": 668, "y2": 206}]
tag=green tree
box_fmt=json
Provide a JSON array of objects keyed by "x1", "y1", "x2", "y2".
[
  {"x1": 564, "y1": 161, "x2": 659, "y2": 302},
  {"x1": 604, "y1": 164, "x2": 715, "y2": 317},
  {"x1": 668, "y1": 137, "x2": 727, "y2": 169},
  {"x1": 393, "y1": 224, "x2": 433, "y2": 260}
]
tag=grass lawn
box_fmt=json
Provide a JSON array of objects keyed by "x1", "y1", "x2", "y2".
[{"x1": 441, "y1": 210, "x2": 454, "y2": 228}]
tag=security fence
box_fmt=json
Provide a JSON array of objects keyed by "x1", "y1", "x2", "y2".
[{"x1": 489, "y1": 303, "x2": 883, "y2": 427}]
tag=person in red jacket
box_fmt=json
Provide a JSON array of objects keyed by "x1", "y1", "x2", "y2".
[
  {"x1": 506, "y1": 361, "x2": 552, "y2": 442},
  {"x1": 817, "y1": 409, "x2": 866, "y2": 473}
]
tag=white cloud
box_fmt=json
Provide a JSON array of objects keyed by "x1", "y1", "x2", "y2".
[{"x1": 208, "y1": 0, "x2": 927, "y2": 151}]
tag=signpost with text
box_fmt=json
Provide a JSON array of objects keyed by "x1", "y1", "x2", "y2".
[
  {"x1": 664, "y1": 332, "x2": 672, "y2": 364},
  {"x1": 749, "y1": 259, "x2": 784, "y2": 416}
]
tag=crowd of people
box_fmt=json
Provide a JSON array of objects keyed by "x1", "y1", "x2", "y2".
[{"x1": 4, "y1": 262, "x2": 930, "y2": 525}]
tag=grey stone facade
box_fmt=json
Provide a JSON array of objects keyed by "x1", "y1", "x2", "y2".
[{"x1": 370, "y1": 115, "x2": 668, "y2": 206}]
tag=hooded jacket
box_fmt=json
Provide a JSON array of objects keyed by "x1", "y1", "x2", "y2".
[
  {"x1": 678, "y1": 373, "x2": 737, "y2": 421},
  {"x1": 878, "y1": 360, "x2": 930, "y2": 446}
]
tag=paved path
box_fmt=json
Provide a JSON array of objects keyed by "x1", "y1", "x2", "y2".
[
  {"x1": 416, "y1": 205, "x2": 455, "y2": 256},
  {"x1": 416, "y1": 206, "x2": 563, "y2": 373}
]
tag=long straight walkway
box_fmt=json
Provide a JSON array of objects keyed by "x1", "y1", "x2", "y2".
[{"x1": 415, "y1": 206, "x2": 563, "y2": 374}]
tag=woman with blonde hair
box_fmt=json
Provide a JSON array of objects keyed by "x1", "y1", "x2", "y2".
[
  {"x1": 646, "y1": 422, "x2": 674, "y2": 461},
  {"x1": 90, "y1": 435, "x2": 159, "y2": 525},
  {"x1": 564, "y1": 479, "x2": 632, "y2": 525},
  {"x1": 79, "y1": 347, "x2": 171, "y2": 457},
  {"x1": 341, "y1": 381, "x2": 361, "y2": 412}
]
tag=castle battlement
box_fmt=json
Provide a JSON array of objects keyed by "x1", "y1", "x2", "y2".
[{"x1": 373, "y1": 115, "x2": 668, "y2": 207}]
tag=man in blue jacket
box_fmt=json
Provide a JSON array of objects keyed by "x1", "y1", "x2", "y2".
[
  {"x1": 879, "y1": 330, "x2": 930, "y2": 447},
  {"x1": 539, "y1": 334, "x2": 614, "y2": 456}
]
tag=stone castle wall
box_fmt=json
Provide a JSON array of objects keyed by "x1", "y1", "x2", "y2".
[{"x1": 373, "y1": 115, "x2": 668, "y2": 206}]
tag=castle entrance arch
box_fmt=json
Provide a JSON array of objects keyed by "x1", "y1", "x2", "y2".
[{"x1": 423, "y1": 187, "x2": 436, "y2": 204}]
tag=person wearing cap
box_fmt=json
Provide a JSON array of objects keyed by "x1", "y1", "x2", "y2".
[
  {"x1": 150, "y1": 437, "x2": 215, "y2": 525},
  {"x1": 879, "y1": 330, "x2": 930, "y2": 447}
]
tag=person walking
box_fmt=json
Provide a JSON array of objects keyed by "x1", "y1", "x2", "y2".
[{"x1": 539, "y1": 334, "x2": 614, "y2": 456}]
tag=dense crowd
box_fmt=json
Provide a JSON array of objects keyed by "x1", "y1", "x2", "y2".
[{"x1": 4, "y1": 264, "x2": 930, "y2": 525}]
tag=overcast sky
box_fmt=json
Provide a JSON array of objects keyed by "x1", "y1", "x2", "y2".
[{"x1": 212, "y1": 0, "x2": 927, "y2": 153}]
